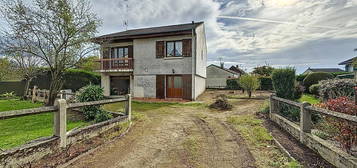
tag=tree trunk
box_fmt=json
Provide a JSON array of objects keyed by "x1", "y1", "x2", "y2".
[
  {"x1": 23, "y1": 78, "x2": 32, "y2": 100},
  {"x1": 47, "y1": 72, "x2": 64, "y2": 106},
  {"x1": 248, "y1": 91, "x2": 252, "y2": 98}
]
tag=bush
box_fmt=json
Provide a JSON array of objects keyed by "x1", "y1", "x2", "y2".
[
  {"x1": 76, "y1": 85, "x2": 112, "y2": 122},
  {"x1": 303, "y1": 72, "x2": 334, "y2": 92},
  {"x1": 318, "y1": 97, "x2": 357, "y2": 154},
  {"x1": 272, "y1": 68, "x2": 296, "y2": 100},
  {"x1": 226, "y1": 78, "x2": 241, "y2": 90},
  {"x1": 209, "y1": 94, "x2": 233, "y2": 110},
  {"x1": 296, "y1": 74, "x2": 307, "y2": 82},
  {"x1": 319, "y1": 79, "x2": 356, "y2": 101},
  {"x1": 293, "y1": 84, "x2": 305, "y2": 100},
  {"x1": 258, "y1": 77, "x2": 273, "y2": 90},
  {"x1": 309, "y1": 84, "x2": 320, "y2": 96},
  {"x1": 239, "y1": 75, "x2": 260, "y2": 98}
]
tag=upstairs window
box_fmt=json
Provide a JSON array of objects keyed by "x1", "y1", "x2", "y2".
[
  {"x1": 166, "y1": 41, "x2": 182, "y2": 57},
  {"x1": 110, "y1": 47, "x2": 129, "y2": 58}
]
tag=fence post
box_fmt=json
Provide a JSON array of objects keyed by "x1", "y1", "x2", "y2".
[
  {"x1": 54, "y1": 99, "x2": 67, "y2": 148},
  {"x1": 269, "y1": 94, "x2": 275, "y2": 119},
  {"x1": 300, "y1": 102, "x2": 311, "y2": 143},
  {"x1": 32, "y1": 86, "x2": 37, "y2": 103},
  {"x1": 125, "y1": 94, "x2": 132, "y2": 121}
]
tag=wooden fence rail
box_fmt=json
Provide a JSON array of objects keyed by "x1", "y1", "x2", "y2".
[{"x1": 0, "y1": 94, "x2": 132, "y2": 148}]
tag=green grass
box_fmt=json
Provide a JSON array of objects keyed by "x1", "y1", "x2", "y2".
[
  {"x1": 299, "y1": 94, "x2": 321, "y2": 104},
  {"x1": 0, "y1": 99, "x2": 88, "y2": 150},
  {"x1": 0, "y1": 99, "x2": 43, "y2": 112}
]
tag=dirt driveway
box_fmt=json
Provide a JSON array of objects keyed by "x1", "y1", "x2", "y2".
[{"x1": 65, "y1": 90, "x2": 271, "y2": 168}]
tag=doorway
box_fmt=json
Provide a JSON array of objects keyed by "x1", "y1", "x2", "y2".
[{"x1": 166, "y1": 75, "x2": 183, "y2": 98}]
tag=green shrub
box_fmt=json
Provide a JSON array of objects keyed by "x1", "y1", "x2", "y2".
[
  {"x1": 226, "y1": 78, "x2": 241, "y2": 90},
  {"x1": 76, "y1": 85, "x2": 112, "y2": 122},
  {"x1": 258, "y1": 77, "x2": 273, "y2": 90},
  {"x1": 319, "y1": 79, "x2": 356, "y2": 101},
  {"x1": 309, "y1": 84, "x2": 320, "y2": 96},
  {"x1": 296, "y1": 74, "x2": 307, "y2": 82},
  {"x1": 239, "y1": 75, "x2": 260, "y2": 98},
  {"x1": 272, "y1": 68, "x2": 296, "y2": 100},
  {"x1": 278, "y1": 103, "x2": 300, "y2": 122},
  {"x1": 303, "y1": 72, "x2": 334, "y2": 92}
]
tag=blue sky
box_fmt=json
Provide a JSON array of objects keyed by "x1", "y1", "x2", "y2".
[{"x1": 2, "y1": 0, "x2": 357, "y2": 73}]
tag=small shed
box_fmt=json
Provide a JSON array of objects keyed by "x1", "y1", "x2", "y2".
[{"x1": 206, "y1": 64, "x2": 240, "y2": 88}]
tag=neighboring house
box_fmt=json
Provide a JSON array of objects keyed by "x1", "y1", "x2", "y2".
[
  {"x1": 92, "y1": 22, "x2": 207, "y2": 100},
  {"x1": 302, "y1": 68, "x2": 344, "y2": 75},
  {"x1": 206, "y1": 64, "x2": 240, "y2": 88},
  {"x1": 338, "y1": 57, "x2": 356, "y2": 72},
  {"x1": 229, "y1": 65, "x2": 245, "y2": 75}
]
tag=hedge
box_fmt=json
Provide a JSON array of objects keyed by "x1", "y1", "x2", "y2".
[
  {"x1": 258, "y1": 77, "x2": 273, "y2": 90},
  {"x1": 0, "y1": 81, "x2": 26, "y2": 96},
  {"x1": 0, "y1": 69, "x2": 101, "y2": 96},
  {"x1": 272, "y1": 68, "x2": 296, "y2": 100},
  {"x1": 303, "y1": 72, "x2": 334, "y2": 92},
  {"x1": 226, "y1": 78, "x2": 241, "y2": 90}
]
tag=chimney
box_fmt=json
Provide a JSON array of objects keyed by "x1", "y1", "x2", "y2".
[
  {"x1": 236, "y1": 65, "x2": 239, "y2": 68},
  {"x1": 220, "y1": 62, "x2": 224, "y2": 68},
  {"x1": 192, "y1": 21, "x2": 194, "y2": 24}
]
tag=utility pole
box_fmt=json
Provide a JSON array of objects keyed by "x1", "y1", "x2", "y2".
[{"x1": 123, "y1": 0, "x2": 129, "y2": 31}]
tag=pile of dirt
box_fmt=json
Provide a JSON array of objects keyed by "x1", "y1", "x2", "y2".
[{"x1": 209, "y1": 95, "x2": 233, "y2": 111}]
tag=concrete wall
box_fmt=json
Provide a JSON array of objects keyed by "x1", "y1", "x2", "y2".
[
  {"x1": 194, "y1": 75, "x2": 206, "y2": 99},
  {"x1": 133, "y1": 75, "x2": 156, "y2": 98},
  {"x1": 194, "y1": 24, "x2": 207, "y2": 78},
  {"x1": 101, "y1": 73, "x2": 110, "y2": 96},
  {"x1": 206, "y1": 65, "x2": 237, "y2": 88}
]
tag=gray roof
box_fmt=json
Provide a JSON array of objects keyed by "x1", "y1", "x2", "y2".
[
  {"x1": 307, "y1": 68, "x2": 344, "y2": 73},
  {"x1": 208, "y1": 64, "x2": 240, "y2": 75},
  {"x1": 338, "y1": 57, "x2": 356, "y2": 65},
  {"x1": 94, "y1": 22, "x2": 204, "y2": 41}
]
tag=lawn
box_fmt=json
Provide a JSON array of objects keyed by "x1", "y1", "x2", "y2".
[
  {"x1": 298, "y1": 94, "x2": 321, "y2": 104},
  {"x1": 0, "y1": 99, "x2": 88, "y2": 150}
]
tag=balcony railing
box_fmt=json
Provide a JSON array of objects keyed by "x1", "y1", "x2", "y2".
[{"x1": 97, "y1": 58, "x2": 133, "y2": 71}]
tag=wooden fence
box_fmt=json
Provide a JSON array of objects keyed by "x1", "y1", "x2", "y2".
[
  {"x1": 26, "y1": 86, "x2": 76, "y2": 103},
  {"x1": 0, "y1": 94, "x2": 132, "y2": 148},
  {"x1": 269, "y1": 95, "x2": 357, "y2": 168}
]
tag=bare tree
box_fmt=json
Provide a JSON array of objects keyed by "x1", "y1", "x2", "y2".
[
  {"x1": 8, "y1": 53, "x2": 42, "y2": 98},
  {"x1": 0, "y1": 0, "x2": 101, "y2": 105}
]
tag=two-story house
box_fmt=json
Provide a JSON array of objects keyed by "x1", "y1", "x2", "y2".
[{"x1": 92, "y1": 22, "x2": 207, "y2": 100}]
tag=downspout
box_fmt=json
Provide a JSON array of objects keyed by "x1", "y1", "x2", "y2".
[{"x1": 192, "y1": 26, "x2": 197, "y2": 100}]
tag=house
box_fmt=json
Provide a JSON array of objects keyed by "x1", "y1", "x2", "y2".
[
  {"x1": 229, "y1": 65, "x2": 245, "y2": 75},
  {"x1": 206, "y1": 64, "x2": 240, "y2": 88},
  {"x1": 92, "y1": 22, "x2": 207, "y2": 100},
  {"x1": 338, "y1": 57, "x2": 356, "y2": 72},
  {"x1": 302, "y1": 68, "x2": 344, "y2": 75}
]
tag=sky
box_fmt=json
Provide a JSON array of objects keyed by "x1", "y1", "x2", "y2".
[{"x1": 2, "y1": 0, "x2": 357, "y2": 74}]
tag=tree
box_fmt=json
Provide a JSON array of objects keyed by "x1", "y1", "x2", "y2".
[
  {"x1": 75, "y1": 55, "x2": 100, "y2": 72},
  {"x1": 7, "y1": 53, "x2": 42, "y2": 98},
  {"x1": 0, "y1": 58, "x2": 11, "y2": 81},
  {"x1": 239, "y1": 75, "x2": 260, "y2": 98},
  {"x1": 0, "y1": 0, "x2": 101, "y2": 105},
  {"x1": 252, "y1": 66, "x2": 274, "y2": 76}
]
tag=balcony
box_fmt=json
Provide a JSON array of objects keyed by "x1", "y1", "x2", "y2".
[{"x1": 97, "y1": 58, "x2": 134, "y2": 72}]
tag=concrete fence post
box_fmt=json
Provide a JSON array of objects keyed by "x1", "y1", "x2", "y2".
[
  {"x1": 125, "y1": 94, "x2": 132, "y2": 121},
  {"x1": 269, "y1": 94, "x2": 276, "y2": 119},
  {"x1": 300, "y1": 102, "x2": 311, "y2": 143},
  {"x1": 32, "y1": 86, "x2": 37, "y2": 103},
  {"x1": 54, "y1": 99, "x2": 67, "y2": 148}
]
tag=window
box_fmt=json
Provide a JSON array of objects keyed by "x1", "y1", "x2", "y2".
[
  {"x1": 110, "y1": 47, "x2": 129, "y2": 58},
  {"x1": 166, "y1": 41, "x2": 183, "y2": 57}
]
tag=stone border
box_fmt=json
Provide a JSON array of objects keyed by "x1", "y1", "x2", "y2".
[
  {"x1": 0, "y1": 115, "x2": 129, "y2": 168},
  {"x1": 270, "y1": 113, "x2": 357, "y2": 168}
]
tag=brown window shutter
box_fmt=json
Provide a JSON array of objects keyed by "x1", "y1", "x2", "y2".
[
  {"x1": 182, "y1": 75, "x2": 192, "y2": 100},
  {"x1": 128, "y1": 45, "x2": 133, "y2": 58},
  {"x1": 182, "y1": 39, "x2": 192, "y2": 57},
  {"x1": 156, "y1": 75, "x2": 165, "y2": 99},
  {"x1": 156, "y1": 41, "x2": 164, "y2": 58}
]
